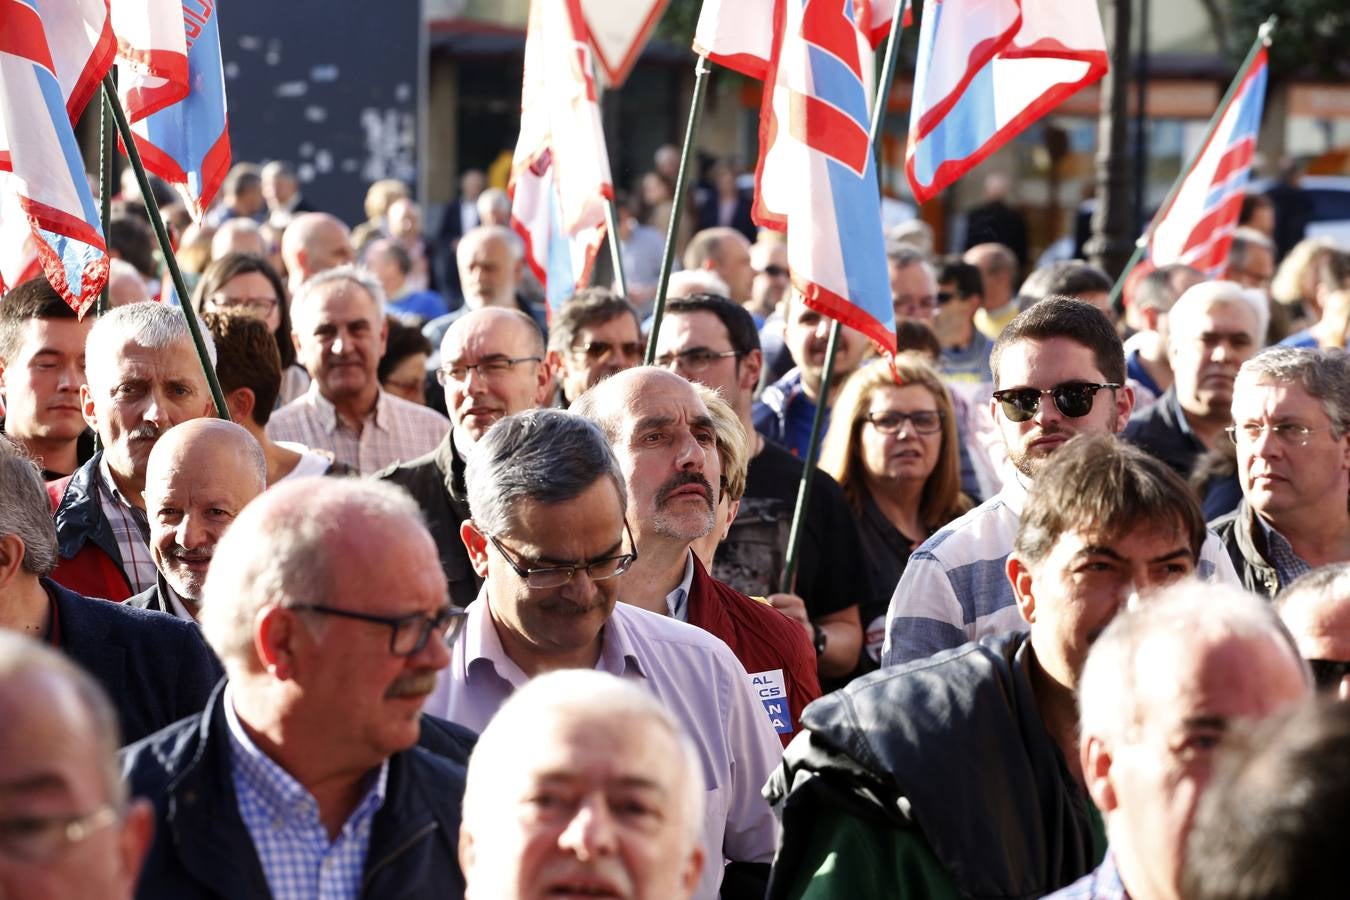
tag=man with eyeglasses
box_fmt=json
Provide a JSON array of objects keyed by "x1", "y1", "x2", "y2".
[
  {"x1": 545, "y1": 288, "x2": 643, "y2": 405},
  {"x1": 123, "y1": 477, "x2": 477, "y2": 900},
  {"x1": 0, "y1": 632, "x2": 154, "y2": 900},
  {"x1": 653, "y1": 294, "x2": 867, "y2": 684},
  {"x1": 1278, "y1": 563, "x2": 1350, "y2": 700},
  {"x1": 424, "y1": 408, "x2": 780, "y2": 900},
  {"x1": 268, "y1": 267, "x2": 449, "y2": 474},
  {"x1": 1124, "y1": 281, "x2": 1266, "y2": 516},
  {"x1": 882, "y1": 297, "x2": 1237, "y2": 666},
  {"x1": 1212, "y1": 348, "x2": 1350, "y2": 597},
  {"x1": 379, "y1": 307, "x2": 552, "y2": 607},
  {"x1": 888, "y1": 244, "x2": 939, "y2": 323}
]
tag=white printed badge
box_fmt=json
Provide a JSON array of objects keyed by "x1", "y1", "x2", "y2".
[{"x1": 748, "y1": 668, "x2": 792, "y2": 736}]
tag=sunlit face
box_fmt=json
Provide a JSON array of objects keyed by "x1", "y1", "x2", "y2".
[
  {"x1": 857, "y1": 384, "x2": 942, "y2": 487},
  {"x1": 749, "y1": 242, "x2": 789, "y2": 313},
  {"x1": 0, "y1": 317, "x2": 92, "y2": 445},
  {"x1": 458, "y1": 235, "x2": 518, "y2": 309},
  {"x1": 202, "y1": 270, "x2": 283, "y2": 332},
  {"x1": 1230, "y1": 376, "x2": 1350, "y2": 522},
  {"x1": 382, "y1": 353, "x2": 428, "y2": 406},
  {"x1": 0, "y1": 672, "x2": 146, "y2": 900},
  {"x1": 713, "y1": 236, "x2": 753, "y2": 304},
  {"x1": 145, "y1": 442, "x2": 262, "y2": 604},
  {"x1": 1101, "y1": 633, "x2": 1307, "y2": 900},
  {"x1": 1228, "y1": 244, "x2": 1274, "y2": 291},
  {"x1": 81, "y1": 340, "x2": 215, "y2": 492},
  {"x1": 890, "y1": 261, "x2": 937, "y2": 322},
  {"x1": 1168, "y1": 302, "x2": 1260, "y2": 421},
  {"x1": 440, "y1": 313, "x2": 548, "y2": 444},
  {"x1": 1015, "y1": 522, "x2": 1196, "y2": 692},
  {"x1": 611, "y1": 375, "x2": 721, "y2": 547},
  {"x1": 992, "y1": 337, "x2": 1132, "y2": 478},
  {"x1": 561, "y1": 314, "x2": 642, "y2": 402},
  {"x1": 653, "y1": 311, "x2": 753, "y2": 406},
  {"x1": 461, "y1": 711, "x2": 702, "y2": 900},
  {"x1": 783, "y1": 298, "x2": 867, "y2": 396},
  {"x1": 292, "y1": 281, "x2": 388, "y2": 405}
]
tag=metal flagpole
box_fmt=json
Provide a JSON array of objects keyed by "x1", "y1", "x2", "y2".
[
  {"x1": 96, "y1": 89, "x2": 115, "y2": 318},
  {"x1": 778, "y1": 1, "x2": 908, "y2": 594},
  {"x1": 1107, "y1": 16, "x2": 1276, "y2": 308},
  {"x1": 644, "y1": 53, "x2": 711, "y2": 364},
  {"x1": 101, "y1": 73, "x2": 229, "y2": 419},
  {"x1": 605, "y1": 197, "x2": 628, "y2": 298}
]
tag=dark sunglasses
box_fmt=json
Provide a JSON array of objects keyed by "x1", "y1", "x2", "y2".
[
  {"x1": 991, "y1": 381, "x2": 1120, "y2": 423},
  {"x1": 935, "y1": 291, "x2": 960, "y2": 305},
  {"x1": 757, "y1": 264, "x2": 789, "y2": 278},
  {"x1": 573, "y1": 340, "x2": 643, "y2": 362},
  {"x1": 1307, "y1": 658, "x2": 1350, "y2": 692}
]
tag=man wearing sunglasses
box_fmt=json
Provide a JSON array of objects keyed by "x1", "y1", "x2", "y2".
[
  {"x1": 124, "y1": 477, "x2": 476, "y2": 900},
  {"x1": 1213, "y1": 348, "x2": 1350, "y2": 597},
  {"x1": 379, "y1": 307, "x2": 552, "y2": 607},
  {"x1": 1278, "y1": 563, "x2": 1350, "y2": 700},
  {"x1": 427, "y1": 408, "x2": 780, "y2": 900},
  {"x1": 545, "y1": 288, "x2": 644, "y2": 406},
  {"x1": 882, "y1": 297, "x2": 1237, "y2": 667}
]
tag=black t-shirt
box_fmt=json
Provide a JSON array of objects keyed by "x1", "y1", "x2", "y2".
[
  {"x1": 713, "y1": 440, "x2": 865, "y2": 622},
  {"x1": 0, "y1": 418, "x2": 95, "y2": 480}
]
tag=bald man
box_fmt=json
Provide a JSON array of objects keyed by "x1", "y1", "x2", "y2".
[
  {"x1": 280, "y1": 212, "x2": 356, "y2": 295},
  {"x1": 128, "y1": 419, "x2": 267, "y2": 622},
  {"x1": 379, "y1": 307, "x2": 551, "y2": 606}
]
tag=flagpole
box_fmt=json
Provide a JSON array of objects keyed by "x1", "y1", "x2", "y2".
[
  {"x1": 644, "y1": 53, "x2": 711, "y2": 364},
  {"x1": 604, "y1": 197, "x2": 628, "y2": 298},
  {"x1": 1107, "y1": 15, "x2": 1276, "y2": 307},
  {"x1": 778, "y1": 3, "x2": 908, "y2": 595},
  {"x1": 101, "y1": 74, "x2": 229, "y2": 420},
  {"x1": 96, "y1": 89, "x2": 115, "y2": 318}
]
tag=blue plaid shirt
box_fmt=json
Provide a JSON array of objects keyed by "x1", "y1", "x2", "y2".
[
  {"x1": 1255, "y1": 514, "x2": 1312, "y2": 589},
  {"x1": 1043, "y1": 852, "x2": 1131, "y2": 899},
  {"x1": 224, "y1": 688, "x2": 389, "y2": 900}
]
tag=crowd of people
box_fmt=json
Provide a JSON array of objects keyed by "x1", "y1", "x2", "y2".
[{"x1": 0, "y1": 148, "x2": 1348, "y2": 900}]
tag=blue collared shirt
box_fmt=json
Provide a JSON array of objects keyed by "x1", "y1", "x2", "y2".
[
  {"x1": 665, "y1": 551, "x2": 696, "y2": 621},
  {"x1": 1255, "y1": 513, "x2": 1312, "y2": 588},
  {"x1": 225, "y1": 687, "x2": 389, "y2": 900},
  {"x1": 1044, "y1": 852, "x2": 1131, "y2": 899}
]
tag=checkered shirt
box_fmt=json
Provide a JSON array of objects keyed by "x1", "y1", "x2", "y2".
[
  {"x1": 96, "y1": 457, "x2": 156, "y2": 594},
  {"x1": 224, "y1": 688, "x2": 389, "y2": 900},
  {"x1": 1043, "y1": 853, "x2": 1131, "y2": 900},
  {"x1": 266, "y1": 381, "x2": 448, "y2": 474},
  {"x1": 1256, "y1": 514, "x2": 1312, "y2": 589}
]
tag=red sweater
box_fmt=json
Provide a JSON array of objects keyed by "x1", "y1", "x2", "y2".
[{"x1": 686, "y1": 555, "x2": 821, "y2": 747}]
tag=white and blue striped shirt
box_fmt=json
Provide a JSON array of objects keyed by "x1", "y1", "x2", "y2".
[{"x1": 224, "y1": 688, "x2": 389, "y2": 900}]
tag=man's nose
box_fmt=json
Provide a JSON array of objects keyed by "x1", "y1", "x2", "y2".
[
  {"x1": 177, "y1": 513, "x2": 210, "y2": 550},
  {"x1": 143, "y1": 390, "x2": 174, "y2": 428},
  {"x1": 557, "y1": 796, "x2": 618, "y2": 861}
]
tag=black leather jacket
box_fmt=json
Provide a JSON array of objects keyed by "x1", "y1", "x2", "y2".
[
  {"x1": 1209, "y1": 499, "x2": 1281, "y2": 597},
  {"x1": 121, "y1": 683, "x2": 475, "y2": 900}
]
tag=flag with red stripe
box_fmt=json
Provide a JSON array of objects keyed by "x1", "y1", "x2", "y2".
[{"x1": 1147, "y1": 48, "x2": 1269, "y2": 276}]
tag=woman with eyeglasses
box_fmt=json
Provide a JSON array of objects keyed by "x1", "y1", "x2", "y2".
[
  {"x1": 192, "y1": 253, "x2": 311, "y2": 407},
  {"x1": 820, "y1": 354, "x2": 973, "y2": 671}
]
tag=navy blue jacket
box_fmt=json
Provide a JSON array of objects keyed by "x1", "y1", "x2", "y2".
[
  {"x1": 47, "y1": 578, "x2": 221, "y2": 745},
  {"x1": 122, "y1": 683, "x2": 474, "y2": 900}
]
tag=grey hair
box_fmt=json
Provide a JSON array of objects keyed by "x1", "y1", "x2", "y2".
[
  {"x1": 1237, "y1": 347, "x2": 1350, "y2": 437},
  {"x1": 199, "y1": 477, "x2": 425, "y2": 668},
  {"x1": 86, "y1": 301, "x2": 217, "y2": 390},
  {"x1": 1167, "y1": 280, "x2": 1269, "y2": 352},
  {"x1": 885, "y1": 242, "x2": 931, "y2": 272},
  {"x1": 465, "y1": 408, "x2": 626, "y2": 537},
  {"x1": 0, "y1": 436, "x2": 60, "y2": 577},
  {"x1": 458, "y1": 224, "x2": 523, "y2": 265},
  {"x1": 667, "y1": 269, "x2": 729, "y2": 299},
  {"x1": 463, "y1": 670, "x2": 705, "y2": 846},
  {"x1": 0, "y1": 631, "x2": 126, "y2": 808},
  {"x1": 1079, "y1": 580, "x2": 1310, "y2": 747},
  {"x1": 290, "y1": 264, "x2": 386, "y2": 324}
]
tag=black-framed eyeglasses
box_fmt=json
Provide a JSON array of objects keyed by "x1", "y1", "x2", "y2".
[
  {"x1": 992, "y1": 381, "x2": 1121, "y2": 423},
  {"x1": 0, "y1": 805, "x2": 118, "y2": 862},
  {"x1": 1307, "y1": 658, "x2": 1350, "y2": 692},
  {"x1": 654, "y1": 347, "x2": 740, "y2": 373},
  {"x1": 571, "y1": 340, "x2": 643, "y2": 363},
  {"x1": 436, "y1": 355, "x2": 541, "y2": 385},
  {"x1": 864, "y1": 410, "x2": 944, "y2": 435},
  {"x1": 206, "y1": 294, "x2": 279, "y2": 316},
  {"x1": 291, "y1": 604, "x2": 468, "y2": 655},
  {"x1": 487, "y1": 523, "x2": 638, "y2": 589},
  {"x1": 1225, "y1": 422, "x2": 1337, "y2": 448}
]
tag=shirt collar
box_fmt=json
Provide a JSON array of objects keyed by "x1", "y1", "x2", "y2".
[
  {"x1": 664, "y1": 551, "x2": 696, "y2": 621},
  {"x1": 305, "y1": 380, "x2": 390, "y2": 434},
  {"x1": 223, "y1": 683, "x2": 389, "y2": 831},
  {"x1": 997, "y1": 466, "x2": 1032, "y2": 516},
  {"x1": 97, "y1": 454, "x2": 140, "y2": 512}
]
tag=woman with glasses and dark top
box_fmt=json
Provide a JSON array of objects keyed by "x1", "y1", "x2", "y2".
[
  {"x1": 820, "y1": 354, "x2": 973, "y2": 671},
  {"x1": 192, "y1": 252, "x2": 311, "y2": 407}
]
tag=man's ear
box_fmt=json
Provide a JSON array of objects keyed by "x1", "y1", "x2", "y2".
[
  {"x1": 1082, "y1": 735, "x2": 1118, "y2": 815},
  {"x1": 537, "y1": 352, "x2": 559, "y2": 405},
  {"x1": 738, "y1": 349, "x2": 763, "y2": 394},
  {"x1": 0, "y1": 533, "x2": 27, "y2": 593},
  {"x1": 461, "y1": 519, "x2": 490, "y2": 578},
  {"x1": 0, "y1": 359, "x2": 8, "y2": 393},
  {"x1": 1008, "y1": 554, "x2": 1036, "y2": 625},
  {"x1": 224, "y1": 387, "x2": 255, "y2": 425},
  {"x1": 255, "y1": 605, "x2": 299, "y2": 680},
  {"x1": 115, "y1": 799, "x2": 156, "y2": 895},
  {"x1": 81, "y1": 383, "x2": 98, "y2": 431},
  {"x1": 721, "y1": 498, "x2": 741, "y2": 540},
  {"x1": 1113, "y1": 382, "x2": 1136, "y2": 432}
]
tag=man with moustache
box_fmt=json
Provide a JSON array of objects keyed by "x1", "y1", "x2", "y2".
[
  {"x1": 574, "y1": 367, "x2": 820, "y2": 744},
  {"x1": 122, "y1": 478, "x2": 475, "y2": 899},
  {"x1": 47, "y1": 303, "x2": 218, "y2": 601},
  {"x1": 0, "y1": 276, "x2": 95, "y2": 480},
  {"x1": 127, "y1": 419, "x2": 267, "y2": 622},
  {"x1": 767, "y1": 436, "x2": 1207, "y2": 899},
  {"x1": 378, "y1": 307, "x2": 552, "y2": 606},
  {"x1": 883, "y1": 298, "x2": 1237, "y2": 666}
]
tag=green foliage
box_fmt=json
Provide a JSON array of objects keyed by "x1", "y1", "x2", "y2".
[{"x1": 1229, "y1": 0, "x2": 1350, "y2": 79}]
